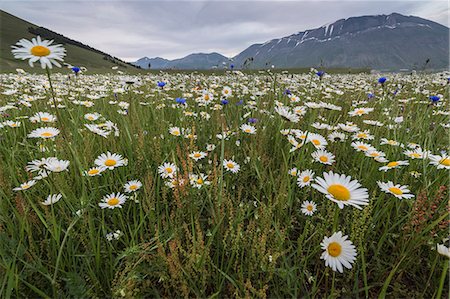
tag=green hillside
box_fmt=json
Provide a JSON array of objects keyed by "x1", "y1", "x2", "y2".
[{"x1": 0, "y1": 10, "x2": 141, "y2": 72}]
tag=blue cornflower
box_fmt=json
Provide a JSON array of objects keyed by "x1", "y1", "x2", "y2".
[
  {"x1": 176, "y1": 97, "x2": 186, "y2": 104},
  {"x1": 236, "y1": 100, "x2": 243, "y2": 106},
  {"x1": 367, "y1": 93, "x2": 375, "y2": 99},
  {"x1": 248, "y1": 118, "x2": 258, "y2": 124},
  {"x1": 283, "y1": 89, "x2": 292, "y2": 95},
  {"x1": 221, "y1": 99, "x2": 229, "y2": 105},
  {"x1": 157, "y1": 81, "x2": 166, "y2": 88},
  {"x1": 71, "y1": 67, "x2": 80, "y2": 74},
  {"x1": 378, "y1": 77, "x2": 387, "y2": 84},
  {"x1": 316, "y1": 71, "x2": 325, "y2": 77},
  {"x1": 429, "y1": 95, "x2": 440, "y2": 103}
]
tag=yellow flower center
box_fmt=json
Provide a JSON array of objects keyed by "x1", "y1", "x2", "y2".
[
  {"x1": 88, "y1": 169, "x2": 99, "y2": 175},
  {"x1": 194, "y1": 153, "x2": 201, "y2": 158},
  {"x1": 327, "y1": 184, "x2": 351, "y2": 201},
  {"x1": 204, "y1": 94, "x2": 210, "y2": 101},
  {"x1": 439, "y1": 158, "x2": 450, "y2": 166},
  {"x1": 224, "y1": 90, "x2": 229, "y2": 94},
  {"x1": 87, "y1": 116, "x2": 94, "y2": 120},
  {"x1": 129, "y1": 185, "x2": 138, "y2": 190},
  {"x1": 173, "y1": 130, "x2": 180, "y2": 136},
  {"x1": 22, "y1": 184, "x2": 30, "y2": 189},
  {"x1": 30, "y1": 45, "x2": 51, "y2": 57},
  {"x1": 388, "y1": 187, "x2": 403, "y2": 195},
  {"x1": 300, "y1": 135, "x2": 306, "y2": 139},
  {"x1": 245, "y1": 129, "x2": 251, "y2": 133},
  {"x1": 107, "y1": 198, "x2": 119, "y2": 206},
  {"x1": 41, "y1": 117, "x2": 50, "y2": 121},
  {"x1": 303, "y1": 176, "x2": 310, "y2": 183},
  {"x1": 387, "y1": 140, "x2": 396, "y2": 145},
  {"x1": 312, "y1": 139, "x2": 321, "y2": 145},
  {"x1": 357, "y1": 133, "x2": 368, "y2": 138},
  {"x1": 226, "y1": 162, "x2": 235, "y2": 169},
  {"x1": 387, "y1": 161, "x2": 399, "y2": 167},
  {"x1": 166, "y1": 167, "x2": 173, "y2": 173},
  {"x1": 319, "y1": 156, "x2": 328, "y2": 163},
  {"x1": 370, "y1": 152, "x2": 379, "y2": 157},
  {"x1": 306, "y1": 205, "x2": 313, "y2": 211},
  {"x1": 356, "y1": 109, "x2": 364, "y2": 115},
  {"x1": 196, "y1": 178, "x2": 204, "y2": 184},
  {"x1": 410, "y1": 153, "x2": 421, "y2": 158},
  {"x1": 328, "y1": 242, "x2": 342, "y2": 257},
  {"x1": 105, "y1": 159, "x2": 117, "y2": 167},
  {"x1": 358, "y1": 145, "x2": 368, "y2": 151},
  {"x1": 41, "y1": 132, "x2": 53, "y2": 137}
]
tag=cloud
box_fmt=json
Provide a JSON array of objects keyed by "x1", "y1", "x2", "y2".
[{"x1": 1, "y1": 0, "x2": 448, "y2": 61}]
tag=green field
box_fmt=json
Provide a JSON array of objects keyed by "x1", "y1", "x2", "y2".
[{"x1": 0, "y1": 68, "x2": 449, "y2": 298}]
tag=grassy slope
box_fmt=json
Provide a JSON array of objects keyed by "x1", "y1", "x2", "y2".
[{"x1": 0, "y1": 10, "x2": 140, "y2": 73}]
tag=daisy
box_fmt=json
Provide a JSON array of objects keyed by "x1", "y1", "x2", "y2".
[
  {"x1": 189, "y1": 151, "x2": 207, "y2": 161},
  {"x1": 297, "y1": 170, "x2": 315, "y2": 187},
  {"x1": 240, "y1": 124, "x2": 257, "y2": 134},
  {"x1": 11, "y1": 36, "x2": 66, "y2": 69},
  {"x1": 85, "y1": 166, "x2": 105, "y2": 176},
  {"x1": 222, "y1": 86, "x2": 232, "y2": 97},
  {"x1": 307, "y1": 133, "x2": 328, "y2": 149},
  {"x1": 4, "y1": 120, "x2": 21, "y2": 128},
  {"x1": 380, "y1": 138, "x2": 402, "y2": 147},
  {"x1": 320, "y1": 231, "x2": 357, "y2": 273},
  {"x1": 275, "y1": 106, "x2": 300, "y2": 123},
  {"x1": 288, "y1": 167, "x2": 298, "y2": 177},
  {"x1": 169, "y1": 127, "x2": 182, "y2": 137},
  {"x1": 365, "y1": 150, "x2": 386, "y2": 159},
  {"x1": 223, "y1": 159, "x2": 240, "y2": 173},
  {"x1": 98, "y1": 193, "x2": 127, "y2": 209},
  {"x1": 378, "y1": 160, "x2": 409, "y2": 172},
  {"x1": 377, "y1": 181, "x2": 415, "y2": 199},
  {"x1": 28, "y1": 127, "x2": 60, "y2": 139},
  {"x1": 312, "y1": 149, "x2": 335, "y2": 165},
  {"x1": 158, "y1": 162, "x2": 177, "y2": 178},
  {"x1": 403, "y1": 149, "x2": 427, "y2": 159},
  {"x1": 41, "y1": 193, "x2": 62, "y2": 206},
  {"x1": 124, "y1": 180, "x2": 142, "y2": 193},
  {"x1": 301, "y1": 200, "x2": 317, "y2": 216},
  {"x1": 84, "y1": 113, "x2": 101, "y2": 121},
  {"x1": 348, "y1": 107, "x2": 374, "y2": 117},
  {"x1": 437, "y1": 243, "x2": 450, "y2": 258},
  {"x1": 328, "y1": 132, "x2": 346, "y2": 142},
  {"x1": 94, "y1": 152, "x2": 127, "y2": 170},
  {"x1": 428, "y1": 154, "x2": 450, "y2": 169},
  {"x1": 189, "y1": 173, "x2": 211, "y2": 189},
  {"x1": 165, "y1": 178, "x2": 186, "y2": 189},
  {"x1": 13, "y1": 180, "x2": 37, "y2": 191},
  {"x1": 312, "y1": 171, "x2": 369, "y2": 209},
  {"x1": 44, "y1": 158, "x2": 70, "y2": 172},
  {"x1": 351, "y1": 141, "x2": 375, "y2": 152},
  {"x1": 30, "y1": 112, "x2": 57, "y2": 123},
  {"x1": 352, "y1": 130, "x2": 374, "y2": 141}
]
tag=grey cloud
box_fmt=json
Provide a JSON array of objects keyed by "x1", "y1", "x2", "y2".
[{"x1": 1, "y1": 0, "x2": 448, "y2": 61}]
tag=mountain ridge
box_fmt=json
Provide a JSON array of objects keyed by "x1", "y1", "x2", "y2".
[{"x1": 134, "y1": 13, "x2": 449, "y2": 70}]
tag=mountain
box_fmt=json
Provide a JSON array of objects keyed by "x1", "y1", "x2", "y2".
[
  {"x1": 133, "y1": 52, "x2": 230, "y2": 70},
  {"x1": 136, "y1": 13, "x2": 449, "y2": 70},
  {"x1": 0, "y1": 10, "x2": 140, "y2": 72}
]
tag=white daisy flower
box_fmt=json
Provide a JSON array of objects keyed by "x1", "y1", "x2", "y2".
[
  {"x1": 13, "y1": 180, "x2": 37, "y2": 191},
  {"x1": 301, "y1": 200, "x2": 317, "y2": 216},
  {"x1": 124, "y1": 180, "x2": 142, "y2": 193},
  {"x1": 41, "y1": 193, "x2": 62, "y2": 206},
  {"x1": 44, "y1": 158, "x2": 70, "y2": 172},
  {"x1": 223, "y1": 159, "x2": 240, "y2": 173},
  {"x1": 94, "y1": 152, "x2": 127, "y2": 170},
  {"x1": 312, "y1": 171, "x2": 369, "y2": 209},
  {"x1": 28, "y1": 127, "x2": 60, "y2": 139},
  {"x1": 158, "y1": 162, "x2": 177, "y2": 178},
  {"x1": 377, "y1": 181, "x2": 415, "y2": 199},
  {"x1": 378, "y1": 160, "x2": 409, "y2": 172},
  {"x1": 11, "y1": 36, "x2": 66, "y2": 69},
  {"x1": 312, "y1": 149, "x2": 335, "y2": 165},
  {"x1": 320, "y1": 231, "x2": 357, "y2": 273},
  {"x1": 98, "y1": 193, "x2": 127, "y2": 209},
  {"x1": 189, "y1": 151, "x2": 207, "y2": 161},
  {"x1": 297, "y1": 170, "x2": 315, "y2": 187},
  {"x1": 240, "y1": 124, "x2": 257, "y2": 134},
  {"x1": 428, "y1": 154, "x2": 450, "y2": 169}
]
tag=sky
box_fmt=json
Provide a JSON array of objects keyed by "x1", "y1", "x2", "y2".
[{"x1": 1, "y1": 0, "x2": 448, "y2": 62}]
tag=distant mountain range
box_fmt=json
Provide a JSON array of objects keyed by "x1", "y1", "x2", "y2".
[
  {"x1": 133, "y1": 13, "x2": 449, "y2": 70},
  {"x1": 0, "y1": 10, "x2": 139, "y2": 71}
]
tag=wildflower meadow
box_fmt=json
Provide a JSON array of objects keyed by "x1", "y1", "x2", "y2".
[{"x1": 0, "y1": 36, "x2": 448, "y2": 298}]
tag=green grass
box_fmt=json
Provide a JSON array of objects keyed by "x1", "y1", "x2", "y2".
[{"x1": 0, "y1": 69, "x2": 448, "y2": 298}]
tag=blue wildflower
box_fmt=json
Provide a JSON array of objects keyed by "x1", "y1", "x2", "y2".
[
  {"x1": 71, "y1": 67, "x2": 80, "y2": 74},
  {"x1": 221, "y1": 99, "x2": 229, "y2": 105},
  {"x1": 157, "y1": 81, "x2": 166, "y2": 88},
  {"x1": 236, "y1": 100, "x2": 243, "y2": 106},
  {"x1": 248, "y1": 118, "x2": 258, "y2": 124},
  {"x1": 176, "y1": 97, "x2": 186, "y2": 104},
  {"x1": 429, "y1": 95, "x2": 440, "y2": 103},
  {"x1": 316, "y1": 71, "x2": 325, "y2": 77},
  {"x1": 283, "y1": 89, "x2": 291, "y2": 95},
  {"x1": 378, "y1": 77, "x2": 387, "y2": 84},
  {"x1": 367, "y1": 93, "x2": 375, "y2": 99}
]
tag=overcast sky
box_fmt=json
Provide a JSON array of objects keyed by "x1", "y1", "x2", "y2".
[{"x1": 1, "y1": 0, "x2": 448, "y2": 61}]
